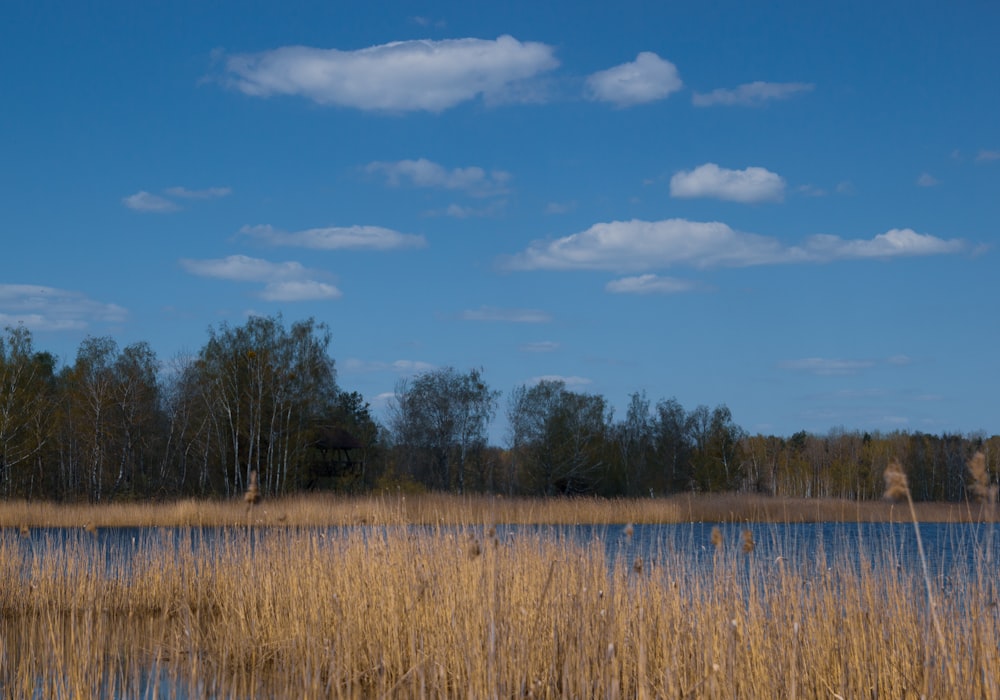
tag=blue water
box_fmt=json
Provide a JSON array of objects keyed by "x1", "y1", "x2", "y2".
[{"x1": 9, "y1": 520, "x2": 1000, "y2": 583}]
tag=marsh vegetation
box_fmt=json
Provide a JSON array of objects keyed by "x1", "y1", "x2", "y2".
[{"x1": 2, "y1": 490, "x2": 998, "y2": 698}]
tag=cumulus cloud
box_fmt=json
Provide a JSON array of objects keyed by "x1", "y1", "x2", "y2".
[
  {"x1": 504, "y1": 219, "x2": 966, "y2": 272},
  {"x1": 366, "y1": 158, "x2": 510, "y2": 196},
  {"x1": 219, "y1": 35, "x2": 559, "y2": 112},
  {"x1": 692, "y1": 81, "x2": 814, "y2": 107},
  {"x1": 122, "y1": 191, "x2": 178, "y2": 213},
  {"x1": 179, "y1": 254, "x2": 340, "y2": 301},
  {"x1": 0, "y1": 284, "x2": 127, "y2": 331},
  {"x1": 801, "y1": 229, "x2": 965, "y2": 259},
  {"x1": 585, "y1": 52, "x2": 682, "y2": 106},
  {"x1": 605, "y1": 274, "x2": 700, "y2": 294},
  {"x1": 239, "y1": 224, "x2": 426, "y2": 250},
  {"x1": 459, "y1": 306, "x2": 552, "y2": 323},
  {"x1": 670, "y1": 163, "x2": 785, "y2": 203}
]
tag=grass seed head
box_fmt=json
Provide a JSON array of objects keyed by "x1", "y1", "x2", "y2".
[
  {"x1": 741, "y1": 529, "x2": 755, "y2": 553},
  {"x1": 244, "y1": 470, "x2": 261, "y2": 505},
  {"x1": 967, "y1": 451, "x2": 991, "y2": 503},
  {"x1": 711, "y1": 526, "x2": 723, "y2": 551},
  {"x1": 883, "y1": 458, "x2": 910, "y2": 501}
]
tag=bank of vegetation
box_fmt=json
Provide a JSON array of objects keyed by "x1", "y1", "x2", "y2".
[
  {"x1": 2, "y1": 516, "x2": 997, "y2": 697},
  {"x1": 1, "y1": 316, "x2": 996, "y2": 503}
]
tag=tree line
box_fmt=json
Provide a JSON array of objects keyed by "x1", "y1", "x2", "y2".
[{"x1": 0, "y1": 317, "x2": 995, "y2": 502}]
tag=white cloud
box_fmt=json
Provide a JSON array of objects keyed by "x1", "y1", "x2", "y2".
[
  {"x1": 0, "y1": 284, "x2": 127, "y2": 331},
  {"x1": 797, "y1": 184, "x2": 827, "y2": 197},
  {"x1": 260, "y1": 280, "x2": 342, "y2": 301},
  {"x1": 585, "y1": 52, "x2": 682, "y2": 107},
  {"x1": 528, "y1": 374, "x2": 593, "y2": 388},
  {"x1": 778, "y1": 358, "x2": 875, "y2": 376},
  {"x1": 505, "y1": 219, "x2": 966, "y2": 272},
  {"x1": 179, "y1": 255, "x2": 315, "y2": 282},
  {"x1": 220, "y1": 35, "x2": 559, "y2": 112},
  {"x1": 605, "y1": 274, "x2": 700, "y2": 294},
  {"x1": 916, "y1": 173, "x2": 939, "y2": 187},
  {"x1": 544, "y1": 201, "x2": 577, "y2": 215},
  {"x1": 342, "y1": 358, "x2": 435, "y2": 374},
  {"x1": 692, "y1": 81, "x2": 814, "y2": 107},
  {"x1": 179, "y1": 254, "x2": 339, "y2": 301},
  {"x1": 436, "y1": 201, "x2": 506, "y2": 218},
  {"x1": 520, "y1": 341, "x2": 560, "y2": 353},
  {"x1": 801, "y1": 228, "x2": 965, "y2": 259},
  {"x1": 459, "y1": 306, "x2": 552, "y2": 323},
  {"x1": 122, "y1": 191, "x2": 178, "y2": 213},
  {"x1": 670, "y1": 163, "x2": 785, "y2": 203},
  {"x1": 976, "y1": 150, "x2": 1000, "y2": 162},
  {"x1": 164, "y1": 186, "x2": 232, "y2": 199},
  {"x1": 239, "y1": 224, "x2": 426, "y2": 250},
  {"x1": 366, "y1": 158, "x2": 510, "y2": 196}
]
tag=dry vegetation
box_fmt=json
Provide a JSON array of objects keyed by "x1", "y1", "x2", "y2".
[
  {"x1": 0, "y1": 492, "x2": 992, "y2": 530},
  {"x1": 2, "y1": 484, "x2": 997, "y2": 697},
  {"x1": 1, "y1": 521, "x2": 998, "y2": 698}
]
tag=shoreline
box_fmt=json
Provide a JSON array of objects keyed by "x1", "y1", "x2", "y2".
[{"x1": 1, "y1": 492, "x2": 993, "y2": 528}]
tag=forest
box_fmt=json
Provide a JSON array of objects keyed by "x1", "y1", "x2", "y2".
[{"x1": 0, "y1": 315, "x2": 996, "y2": 502}]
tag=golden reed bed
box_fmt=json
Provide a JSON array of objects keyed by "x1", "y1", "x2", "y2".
[
  {"x1": 0, "y1": 492, "x2": 991, "y2": 530},
  {"x1": 1, "y1": 490, "x2": 997, "y2": 697},
  {"x1": 1, "y1": 522, "x2": 997, "y2": 698}
]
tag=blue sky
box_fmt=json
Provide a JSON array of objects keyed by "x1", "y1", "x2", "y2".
[{"x1": 3, "y1": 0, "x2": 998, "y2": 440}]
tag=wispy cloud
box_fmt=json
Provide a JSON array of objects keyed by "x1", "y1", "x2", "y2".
[
  {"x1": 544, "y1": 201, "x2": 577, "y2": 215},
  {"x1": 520, "y1": 340, "x2": 560, "y2": 353},
  {"x1": 585, "y1": 52, "x2": 682, "y2": 107},
  {"x1": 504, "y1": 219, "x2": 966, "y2": 272},
  {"x1": 0, "y1": 284, "x2": 127, "y2": 331},
  {"x1": 778, "y1": 357, "x2": 876, "y2": 376},
  {"x1": 692, "y1": 81, "x2": 814, "y2": 107},
  {"x1": 342, "y1": 358, "x2": 436, "y2": 374},
  {"x1": 219, "y1": 35, "x2": 559, "y2": 112},
  {"x1": 122, "y1": 191, "x2": 178, "y2": 213},
  {"x1": 916, "y1": 173, "x2": 939, "y2": 187},
  {"x1": 670, "y1": 163, "x2": 785, "y2": 203},
  {"x1": 179, "y1": 254, "x2": 340, "y2": 301},
  {"x1": 260, "y1": 280, "x2": 341, "y2": 301},
  {"x1": 605, "y1": 274, "x2": 701, "y2": 294},
  {"x1": 239, "y1": 224, "x2": 426, "y2": 250},
  {"x1": 976, "y1": 150, "x2": 1000, "y2": 162},
  {"x1": 123, "y1": 186, "x2": 231, "y2": 212},
  {"x1": 366, "y1": 158, "x2": 510, "y2": 197},
  {"x1": 435, "y1": 201, "x2": 507, "y2": 218},
  {"x1": 459, "y1": 306, "x2": 552, "y2": 323},
  {"x1": 528, "y1": 374, "x2": 593, "y2": 388},
  {"x1": 164, "y1": 186, "x2": 232, "y2": 199}
]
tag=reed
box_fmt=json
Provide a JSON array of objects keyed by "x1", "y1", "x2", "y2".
[
  {"x1": 0, "y1": 492, "x2": 987, "y2": 529},
  {"x1": 1, "y1": 519, "x2": 997, "y2": 697}
]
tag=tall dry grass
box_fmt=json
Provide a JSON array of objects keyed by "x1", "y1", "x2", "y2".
[
  {"x1": 1, "y1": 521, "x2": 997, "y2": 698},
  {"x1": 0, "y1": 492, "x2": 988, "y2": 530}
]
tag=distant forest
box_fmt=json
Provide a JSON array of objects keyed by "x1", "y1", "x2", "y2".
[{"x1": 0, "y1": 315, "x2": 996, "y2": 502}]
